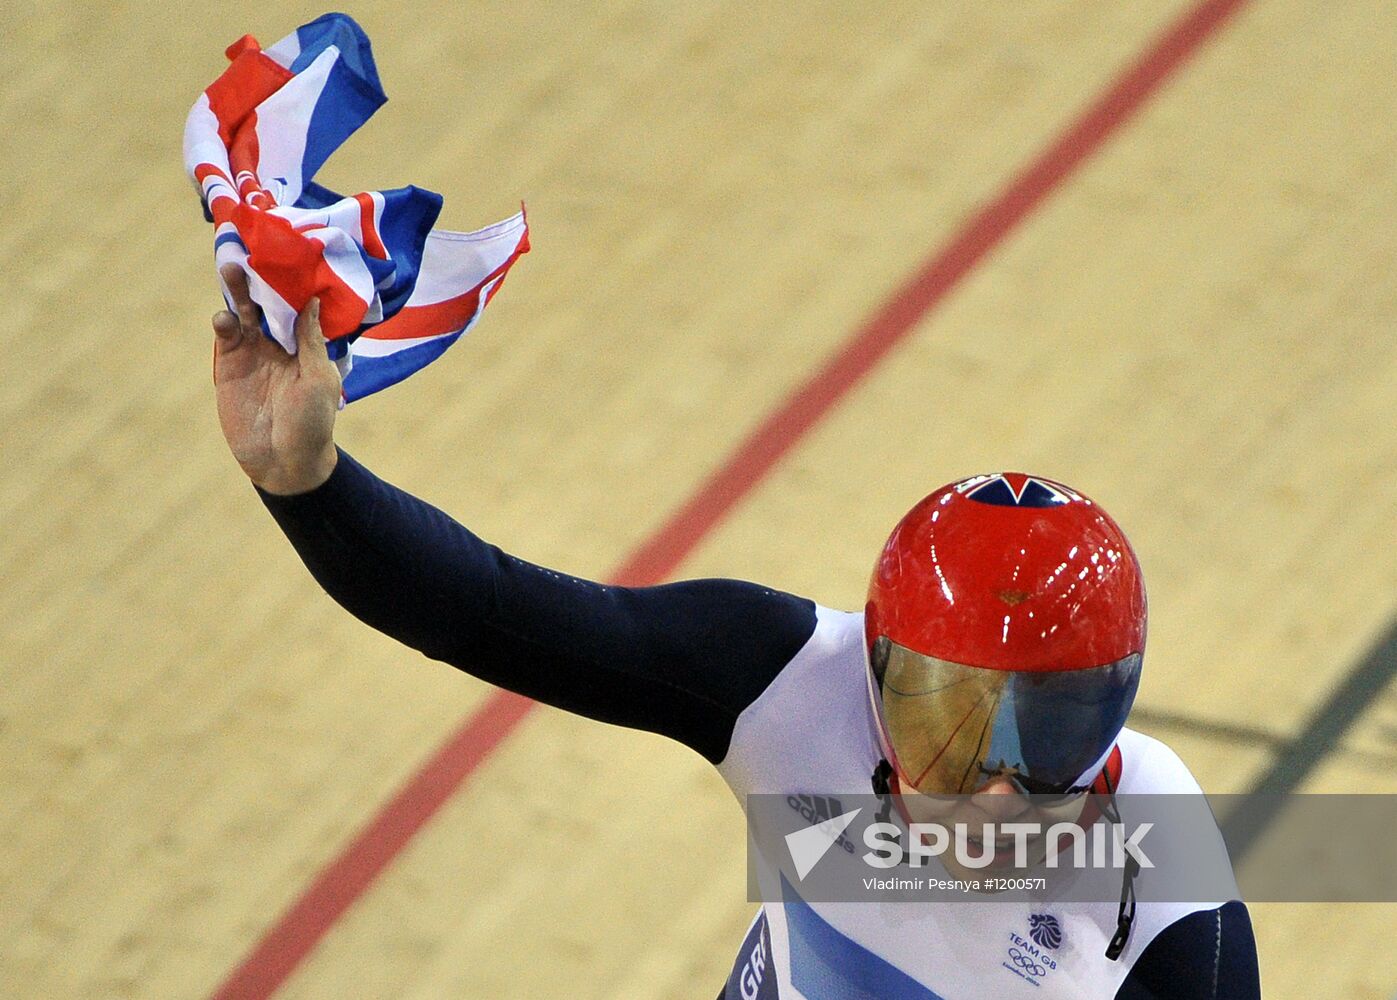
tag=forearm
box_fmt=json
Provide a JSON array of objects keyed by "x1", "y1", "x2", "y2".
[{"x1": 256, "y1": 448, "x2": 818, "y2": 762}]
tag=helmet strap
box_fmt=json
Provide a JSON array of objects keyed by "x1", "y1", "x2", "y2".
[
  {"x1": 870, "y1": 759, "x2": 896, "y2": 824},
  {"x1": 1099, "y1": 764, "x2": 1139, "y2": 960}
]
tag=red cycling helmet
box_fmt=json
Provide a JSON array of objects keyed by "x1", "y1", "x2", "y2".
[{"x1": 865, "y1": 473, "x2": 1145, "y2": 798}]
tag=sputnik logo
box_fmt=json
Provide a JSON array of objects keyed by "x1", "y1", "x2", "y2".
[{"x1": 785, "y1": 807, "x2": 861, "y2": 879}]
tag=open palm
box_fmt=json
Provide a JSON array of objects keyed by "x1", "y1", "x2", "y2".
[{"x1": 212, "y1": 264, "x2": 341, "y2": 495}]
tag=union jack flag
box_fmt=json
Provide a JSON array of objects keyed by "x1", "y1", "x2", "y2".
[{"x1": 183, "y1": 13, "x2": 529, "y2": 403}]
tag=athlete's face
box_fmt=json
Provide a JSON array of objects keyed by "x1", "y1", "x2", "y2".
[
  {"x1": 871, "y1": 637, "x2": 1140, "y2": 799},
  {"x1": 895, "y1": 775, "x2": 1090, "y2": 879}
]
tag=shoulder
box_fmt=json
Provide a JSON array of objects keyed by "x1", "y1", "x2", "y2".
[
  {"x1": 717, "y1": 606, "x2": 879, "y2": 794},
  {"x1": 1109, "y1": 726, "x2": 1245, "y2": 972},
  {"x1": 753, "y1": 603, "x2": 867, "y2": 683},
  {"x1": 1117, "y1": 900, "x2": 1260, "y2": 999},
  {"x1": 1115, "y1": 726, "x2": 1205, "y2": 795}
]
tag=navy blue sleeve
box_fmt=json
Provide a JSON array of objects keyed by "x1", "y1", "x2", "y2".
[
  {"x1": 256, "y1": 448, "x2": 818, "y2": 763},
  {"x1": 1115, "y1": 901, "x2": 1260, "y2": 999}
]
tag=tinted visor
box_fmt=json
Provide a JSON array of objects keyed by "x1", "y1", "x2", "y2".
[{"x1": 870, "y1": 637, "x2": 1140, "y2": 796}]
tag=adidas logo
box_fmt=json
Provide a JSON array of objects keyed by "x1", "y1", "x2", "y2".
[{"x1": 784, "y1": 795, "x2": 860, "y2": 879}]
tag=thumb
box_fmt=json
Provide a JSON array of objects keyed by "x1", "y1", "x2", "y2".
[{"x1": 293, "y1": 297, "x2": 329, "y2": 366}]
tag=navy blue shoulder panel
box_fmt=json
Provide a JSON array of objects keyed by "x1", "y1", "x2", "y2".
[
  {"x1": 259, "y1": 449, "x2": 818, "y2": 763},
  {"x1": 1115, "y1": 900, "x2": 1260, "y2": 999}
]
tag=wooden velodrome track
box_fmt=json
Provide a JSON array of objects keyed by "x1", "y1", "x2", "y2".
[{"x1": 2, "y1": 0, "x2": 1394, "y2": 997}]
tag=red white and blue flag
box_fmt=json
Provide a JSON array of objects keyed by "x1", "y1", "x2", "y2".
[{"x1": 183, "y1": 13, "x2": 529, "y2": 403}]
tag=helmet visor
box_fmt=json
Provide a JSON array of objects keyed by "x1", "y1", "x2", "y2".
[{"x1": 870, "y1": 637, "x2": 1141, "y2": 797}]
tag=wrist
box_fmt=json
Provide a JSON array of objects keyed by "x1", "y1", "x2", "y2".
[{"x1": 251, "y1": 444, "x2": 339, "y2": 496}]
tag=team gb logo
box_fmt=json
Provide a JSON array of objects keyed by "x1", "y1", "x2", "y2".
[{"x1": 1028, "y1": 913, "x2": 1063, "y2": 950}]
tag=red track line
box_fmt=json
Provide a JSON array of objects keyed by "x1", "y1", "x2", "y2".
[
  {"x1": 612, "y1": 0, "x2": 1249, "y2": 588},
  {"x1": 210, "y1": 692, "x2": 535, "y2": 1000},
  {"x1": 208, "y1": 1, "x2": 1249, "y2": 995}
]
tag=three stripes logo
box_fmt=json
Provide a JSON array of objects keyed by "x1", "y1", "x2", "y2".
[{"x1": 784, "y1": 795, "x2": 860, "y2": 879}]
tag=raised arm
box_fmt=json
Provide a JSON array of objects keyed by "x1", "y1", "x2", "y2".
[{"x1": 210, "y1": 269, "x2": 816, "y2": 763}]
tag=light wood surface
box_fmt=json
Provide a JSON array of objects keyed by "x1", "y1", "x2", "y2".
[{"x1": 1, "y1": 1, "x2": 1393, "y2": 997}]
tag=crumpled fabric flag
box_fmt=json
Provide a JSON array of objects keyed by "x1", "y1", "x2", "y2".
[{"x1": 183, "y1": 13, "x2": 529, "y2": 403}]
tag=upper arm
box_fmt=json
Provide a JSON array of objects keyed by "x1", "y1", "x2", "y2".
[
  {"x1": 473, "y1": 565, "x2": 818, "y2": 761},
  {"x1": 1115, "y1": 901, "x2": 1260, "y2": 1000},
  {"x1": 260, "y1": 449, "x2": 818, "y2": 762}
]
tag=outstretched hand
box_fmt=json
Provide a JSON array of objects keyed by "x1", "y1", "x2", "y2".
[{"x1": 212, "y1": 264, "x2": 341, "y2": 495}]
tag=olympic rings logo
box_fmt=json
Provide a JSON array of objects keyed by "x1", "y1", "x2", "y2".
[{"x1": 1007, "y1": 948, "x2": 1046, "y2": 977}]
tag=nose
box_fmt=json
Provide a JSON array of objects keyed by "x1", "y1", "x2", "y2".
[{"x1": 970, "y1": 777, "x2": 1030, "y2": 820}]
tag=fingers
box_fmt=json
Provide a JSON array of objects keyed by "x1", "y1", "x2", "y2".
[
  {"x1": 212, "y1": 309, "x2": 241, "y2": 344},
  {"x1": 218, "y1": 263, "x2": 263, "y2": 338},
  {"x1": 215, "y1": 265, "x2": 331, "y2": 377},
  {"x1": 293, "y1": 297, "x2": 329, "y2": 366},
  {"x1": 218, "y1": 262, "x2": 250, "y2": 310},
  {"x1": 210, "y1": 309, "x2": 243, "y2": 385}
]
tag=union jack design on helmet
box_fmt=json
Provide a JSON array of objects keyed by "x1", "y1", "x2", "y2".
[{"x1": 965, "y1": 473, "x2": 1069, "y2": 508}]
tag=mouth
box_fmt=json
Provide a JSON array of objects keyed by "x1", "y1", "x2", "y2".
[{"x1": 966, "y1": 836, "x2": 1040, "y2": 868}]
